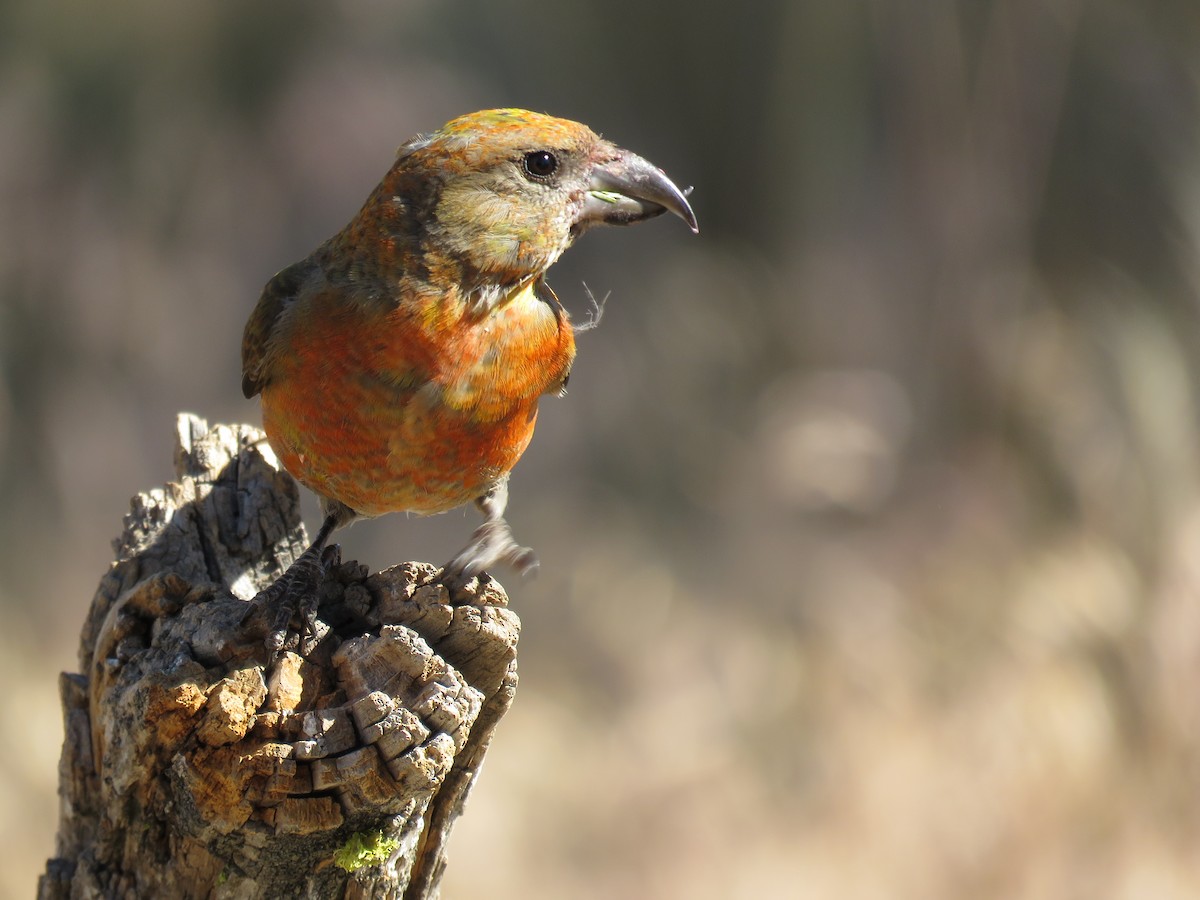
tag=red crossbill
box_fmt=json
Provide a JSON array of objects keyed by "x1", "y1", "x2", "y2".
[{"x1": 242, "y1": 108, "x2": 696, "y2": 644}]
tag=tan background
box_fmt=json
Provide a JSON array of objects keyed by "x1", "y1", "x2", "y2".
[{"x1": 4, "y1": 1, "x2": 1200, "y2": 897}]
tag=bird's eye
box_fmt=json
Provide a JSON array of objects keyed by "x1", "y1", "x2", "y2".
[{"x1": 523, "y1": 150, "x2": 558, "y2": 180}]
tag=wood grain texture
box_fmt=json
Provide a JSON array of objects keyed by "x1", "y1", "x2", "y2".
[{"x1": 39, "y1": 414, "x2": 519, "y2": 899}]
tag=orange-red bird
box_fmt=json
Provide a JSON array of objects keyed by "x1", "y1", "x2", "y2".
[{"x1": 242, "y1": 108, "x2": 696, "y2": 636}]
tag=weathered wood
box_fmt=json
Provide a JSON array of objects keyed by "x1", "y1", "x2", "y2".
[{"x1": 39, "y1": 414, "x2": 520, "y2": 899}]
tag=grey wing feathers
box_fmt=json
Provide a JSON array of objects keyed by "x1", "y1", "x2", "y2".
[{"x1": 241, "y1": 262, "x2": 308, "y2": 399}]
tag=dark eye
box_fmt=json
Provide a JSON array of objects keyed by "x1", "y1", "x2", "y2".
[{"x1": 523, "y1": 150, "x2": 558, "y2": 179}]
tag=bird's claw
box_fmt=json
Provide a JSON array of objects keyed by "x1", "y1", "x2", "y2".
[
  {"x1": 244, "y1": 543, "x2": 340, "y2": 659},
  {"x1": 442, "y1": 519, "x2": 538, "y2": 586}
]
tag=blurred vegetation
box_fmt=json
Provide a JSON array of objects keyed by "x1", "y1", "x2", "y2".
[{"x1": 4, "y1": 1, "x2": 1200, "y2": 897}]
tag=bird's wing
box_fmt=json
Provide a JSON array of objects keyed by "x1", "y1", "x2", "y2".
[{"x1": 241, "y1": 261, "x2": 310, "y2": 399}]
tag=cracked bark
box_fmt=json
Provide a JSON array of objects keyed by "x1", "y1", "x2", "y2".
[{"x1": 38, "y1": 414, "x2": 520, "y2": 899}]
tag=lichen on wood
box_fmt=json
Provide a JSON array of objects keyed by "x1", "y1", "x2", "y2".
[{"x1": 39, "y1": 414, "x2": 520, "y2": 900}]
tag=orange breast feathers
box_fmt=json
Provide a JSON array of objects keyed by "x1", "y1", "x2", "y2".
[{"x1": 259, "y1": 280, "x2": 575, "y2": 518}]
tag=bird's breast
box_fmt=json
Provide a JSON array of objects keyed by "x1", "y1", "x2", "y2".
[
  {"x1": 261, "y1": 279, "x2": 575, "y2": 517},
  {"x1": 431, "y1": 280, "x2": 576, "y2": 418}
]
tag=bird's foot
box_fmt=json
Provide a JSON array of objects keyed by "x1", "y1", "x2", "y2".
[
  {"x1": 442, "y1": 519, "x2": 538, "y2": 590},
  {"x1": 243, "y1": 542, "x2": 341, "y2": 658}
]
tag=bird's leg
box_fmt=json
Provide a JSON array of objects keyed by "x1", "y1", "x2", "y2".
[
  {"x1": 443, "y1": 478, "x2": 538, "y2": 585},
  {"x1": 244, "y1": 511, "x2": 340, "y2": 657}
]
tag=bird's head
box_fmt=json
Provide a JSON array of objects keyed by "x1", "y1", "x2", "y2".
[{"x1": 390, "y1": 108, "x2": 697, "y2": 291}]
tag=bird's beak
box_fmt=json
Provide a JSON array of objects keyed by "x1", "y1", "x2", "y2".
[{"x1": 583, "y1": 149, "x2": 699, "y2": 234}]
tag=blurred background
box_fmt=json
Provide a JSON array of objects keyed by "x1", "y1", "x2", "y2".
[{"x1": 4, "y1": 0, "x2": 1200, "y2": 896}]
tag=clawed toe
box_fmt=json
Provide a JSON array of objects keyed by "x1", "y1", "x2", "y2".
[
  {"x1": 442, "y1": 519, "x2": 538, "y2": 584},
  {"x1": 245, "y1": 543, "x2": 340, "y2": 658},
  {"x1": 508, "y1": 546, "x2": 539, "y2": 576}
]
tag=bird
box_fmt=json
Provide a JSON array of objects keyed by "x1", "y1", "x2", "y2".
[{"x1": 241, "y1": 108, "x2": 697, "y2": 649}]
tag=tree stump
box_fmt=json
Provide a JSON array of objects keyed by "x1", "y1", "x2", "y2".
[{"x1": 38, "y1": 414, "x2": 520, "y2": 899}]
